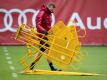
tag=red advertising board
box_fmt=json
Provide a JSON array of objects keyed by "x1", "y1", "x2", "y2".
[{"x1": 0, "y1": 0, "x2": 107, "y2": 45}]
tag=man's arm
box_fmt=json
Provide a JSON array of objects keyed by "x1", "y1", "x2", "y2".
[{"x1": 36, "y1": 10, "x2": 46, "y2": 33}]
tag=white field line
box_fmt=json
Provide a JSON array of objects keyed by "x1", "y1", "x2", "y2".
[
  {"x1": 10, "y1": 66, "x2": 15, "y2": 70},
  {"x1": 2, "y1": 47, "x2": 18, "y2": 78},
  {"x1": 5, "y1": 52, "x2": 9, "y2": 56},
  {"x1": 6, "y1": 56, "x2": 11, "y2": 60},
  {"x1": 7, "y1": 60, "x2": 13, "y2": 64},
  {"x1": 12, "y1": 73, "x2": 18, "y2": 78}
]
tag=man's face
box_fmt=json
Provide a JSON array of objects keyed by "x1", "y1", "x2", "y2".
[{"x1": 48, "y1": 5, "x2": 55, "y2": 12}]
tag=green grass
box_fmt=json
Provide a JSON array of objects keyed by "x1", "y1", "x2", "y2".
[{"x1": 0, "y1": 46, "x2": 107, "y2": 80}]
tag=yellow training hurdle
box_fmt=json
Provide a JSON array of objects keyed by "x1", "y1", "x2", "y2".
[
  {"x1": 15, "y1": 21, "x2": 81, "y2": 69},
  {"x1": 20, "y1": 69, "x2": 101, "y2": 76},
  {"x1": 15, "y1": 21, "x2": 101, "y2": 76}
]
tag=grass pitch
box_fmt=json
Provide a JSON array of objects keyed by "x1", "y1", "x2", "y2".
[{"x1": 0, "y1": 46, "x2": 107, "y2": 80}]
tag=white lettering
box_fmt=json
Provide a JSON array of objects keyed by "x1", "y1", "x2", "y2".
[
  {"x1": 87, "y1": 17, "x2": 101, "y2": 30},
  {"x1": 104, "y1": 18, "x2": 107, "y2": 29},
  {"x1": 67, "y1": 12, "x2": 85, "y2": 29},
  {"x1": 68, "y1": 12, "x2": 107, "y2": 30}
]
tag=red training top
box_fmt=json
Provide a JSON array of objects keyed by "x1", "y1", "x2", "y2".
[{"x1": 36, "y1": 5, "x2": 53, "y2": 33}]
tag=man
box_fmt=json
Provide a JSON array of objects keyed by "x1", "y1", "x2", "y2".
[{"x1": 30, "y1": 3, "x2": 58, "y2": 71}]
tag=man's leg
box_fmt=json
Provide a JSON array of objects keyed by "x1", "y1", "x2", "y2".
[
  {"x1": 47, "y1": 59, "x2": 58, "y2": 71},
  {"x1": 30, "y1": 52, "x2": 42, "y2": 70},
  {"x1": 40, "y1": 37, "x2": 60, "y2": 71},
  {"x1": 45, "y1": 49, "x2": 58, "y2": 71}
]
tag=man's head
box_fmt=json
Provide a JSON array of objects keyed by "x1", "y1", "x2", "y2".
[{"x1": 47, "y1": 2, "x2": 56, "y2": 12}]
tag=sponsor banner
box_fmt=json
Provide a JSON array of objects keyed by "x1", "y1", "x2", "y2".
[{"x1": 0, "y1": 0, "x2": 107, "y2": 45}]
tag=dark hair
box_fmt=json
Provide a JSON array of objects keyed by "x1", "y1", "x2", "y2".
[{"x1": 48, "y1": 2, "x2": 56, "y2": 8}]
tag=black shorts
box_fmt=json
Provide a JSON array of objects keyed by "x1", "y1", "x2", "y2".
[{"x1": 40, "y1": 37, "x2": 49, "y2": 52}]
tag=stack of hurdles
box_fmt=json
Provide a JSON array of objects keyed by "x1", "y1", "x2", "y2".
[
  {"x1": 15, "y1": 21, "x2": 81, "y2": 70},
  {"x1": 15, "y1": 21, "x2": 102, "y2": 76}
]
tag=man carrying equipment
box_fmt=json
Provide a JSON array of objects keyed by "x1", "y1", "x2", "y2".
[{"x1": 30, "y1": 2, "x2": 59, "y2": 71}]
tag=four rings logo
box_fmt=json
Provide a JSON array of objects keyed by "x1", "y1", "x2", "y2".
[{"x1": 0, "y1": 9, "x2": 55, "y2": 32}]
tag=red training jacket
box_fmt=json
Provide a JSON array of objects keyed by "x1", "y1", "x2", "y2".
[{"x1": 36, "y1": 5, "x2": 53, "y2": 33}]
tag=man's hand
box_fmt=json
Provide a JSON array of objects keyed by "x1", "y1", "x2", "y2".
[{"x1": 43, "y1": 30, "x2": 48, "y2": 35}]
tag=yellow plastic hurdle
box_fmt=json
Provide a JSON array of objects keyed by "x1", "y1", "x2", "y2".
[
  {"x1": 45, "y1": 21, "x2": 81, "y2": 69},
  {"x1": 15, "y1": 21, "x2": 81, "y2": 70},
  {"x1": 20, "y1": 69, "x2": 101, "y2": 76},
  {"x1": 15, "y1": 21, "x2": 103, "y2": 76}
]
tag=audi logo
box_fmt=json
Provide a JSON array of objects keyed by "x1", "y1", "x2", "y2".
[{"x1": 0, "y1": 9, "x2": 55, "y2": 32}]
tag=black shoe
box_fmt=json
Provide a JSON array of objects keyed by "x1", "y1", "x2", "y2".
[
  {"x1": 51, "y1": 68, "x2": 57, "y2": 71},
  {"x1": 58, "y1": 69, "x2": 62, "y2": 71},
  {"x1": 30, "y1": 66, "x2": 34, "y2": 70},
  {"x1": 30, "y1": 62, "x2": 35, "y2": 70},
  {"x1": 49, "y1": 63, "x2": 58, "y2": 71}
]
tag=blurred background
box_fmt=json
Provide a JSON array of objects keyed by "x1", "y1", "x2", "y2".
[{"x1": 0, "y1": 0, "x2": 107, "y2": 80}]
